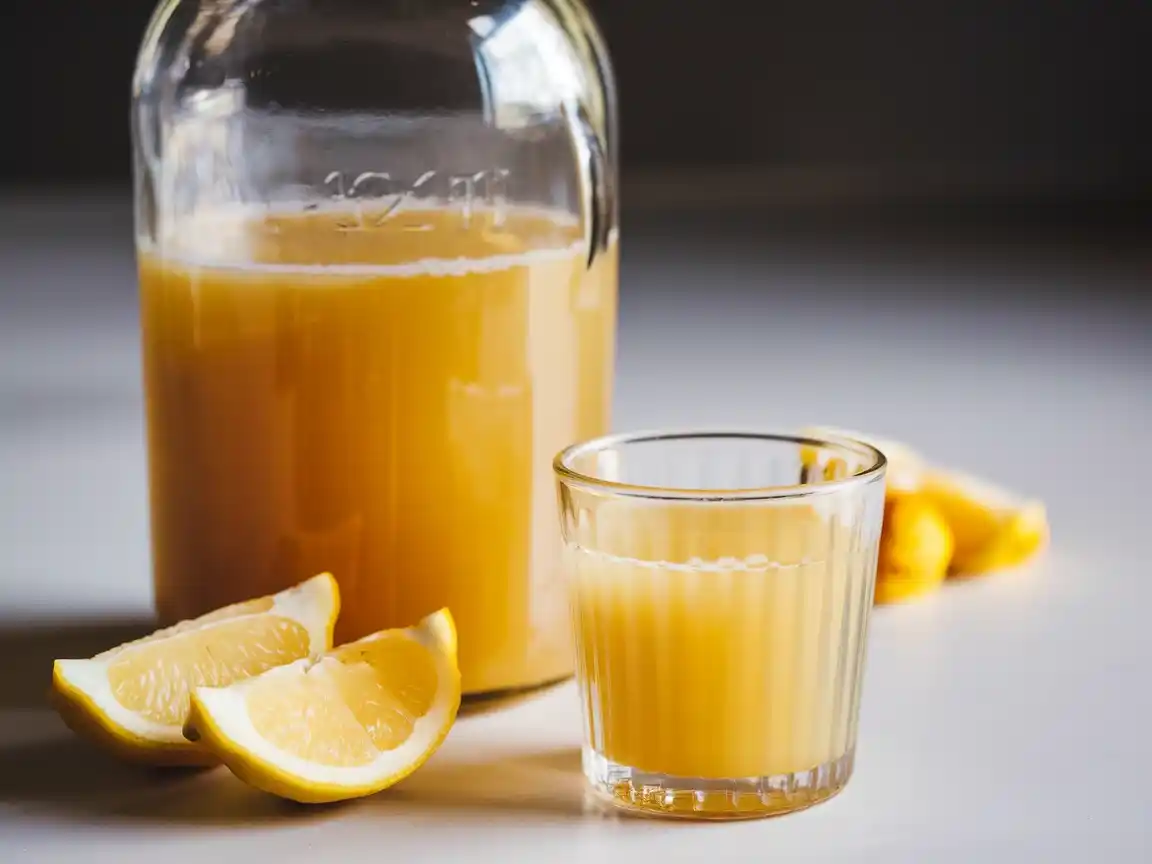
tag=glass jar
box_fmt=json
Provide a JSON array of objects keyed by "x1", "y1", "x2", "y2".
[{"x1": 131, "y1": 0, "x2": 618, "y2": 698}]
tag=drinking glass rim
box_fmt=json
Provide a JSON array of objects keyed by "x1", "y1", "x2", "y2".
[{"x1": 553, "y1": 429, "x2": 887, "y2": 502}]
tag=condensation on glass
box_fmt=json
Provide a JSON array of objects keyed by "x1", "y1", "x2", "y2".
[{"x1": 131, "y1": 0, "x2": 619, "y2": 698}]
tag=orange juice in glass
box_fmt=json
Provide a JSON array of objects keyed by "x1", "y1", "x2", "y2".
[
  {"x1": 140, "y1": 205, "x2": 617, "y2": 697},
  {"x1": 555, "y1": 431, "x2": 886, "y2": 819}
]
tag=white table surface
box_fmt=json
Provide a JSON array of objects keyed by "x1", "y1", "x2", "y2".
[{"x1": 1, "y1": 193, "x2": 1149, "y2": 862}]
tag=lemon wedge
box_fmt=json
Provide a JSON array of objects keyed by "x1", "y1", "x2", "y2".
[
  {"x1": 185, "y1": 609, "x2": 461, "y2": 804},
  {"x1": 873, "y1": 491, "x2": 954, "y2": 604},
  {"x1": 921, "y1": 469, "x2": 1048, "y2": 576},
  {"x1": 800, "y1": 425, "x2": 1048, "y2": 598},
  {"x1": 51, "y1": 573, "x2": 339, "y2": 766}
]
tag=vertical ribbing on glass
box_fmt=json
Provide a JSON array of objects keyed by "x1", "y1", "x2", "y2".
[{"x1": 555, "y1": 431, "x2": 886, "y2": 820}]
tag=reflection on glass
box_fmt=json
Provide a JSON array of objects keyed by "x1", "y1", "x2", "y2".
[{"x1": 472, "y1": 2, "x2": 594, "y2": 130}]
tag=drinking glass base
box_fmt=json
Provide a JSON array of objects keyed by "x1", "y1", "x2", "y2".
[{"x1": 583, "y1": 746, "x2": 856, "y2": 821}]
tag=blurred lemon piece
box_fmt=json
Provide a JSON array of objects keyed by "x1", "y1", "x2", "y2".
[
  {"x1": 185, "y1": 609, "x2": 460, "y2": 804},
  {"x1": 800, "y1": 425, "x2": 947, "y2": 603},
  {"x1": 800, "y1": 424, "x2": 1049, "y2": 600},
  {"x1": 51, "y1": 574, "x2": 340, "y2": 766},
  {"x1": 799, "y1": 425, "x2": 925, "y2": 491},
  {"x1": 922, "y1": 469, "x2": 1049, "y2": 576},
  {"x1": 873, "y1": 491, "x2": 954, "y2": 604}
]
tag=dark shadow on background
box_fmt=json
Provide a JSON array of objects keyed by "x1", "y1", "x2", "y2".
[
  {"x1": 3, "y1": 1, "x2": 1150, "y2": 195},
  {"x1": 0, "y1": 735, "x2": 345, "y2": 826},
  {"x1": 0, "y1": 727, "x2": 594, "y2": 825},
  {"x1": 0, "y1": 618, "x2": 155, "y2": 709}
]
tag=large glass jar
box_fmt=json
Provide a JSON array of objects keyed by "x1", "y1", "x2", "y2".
[{"x1": 131, "y1": 0, "x2": 618, "y2": 698}]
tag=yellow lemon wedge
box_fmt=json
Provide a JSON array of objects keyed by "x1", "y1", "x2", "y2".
[
  {"x1": 185, "y1": 609, "x2": 461, "y2": 804},
  {"x1": 799, "y1": 425, "x2": 925, "y2": 491},
  {"x1": 800, "y1": 425, "x2": 1049, "y2": 598},
  {"x1": 873, "y1": 491, "x2": 954, "y2": 604},
  {"x1": 51, "y1": 573, "x2": 339, "y2": 766},
  {"x1": 921, "y1": 469, "x2": 1048, "y2": 576}
]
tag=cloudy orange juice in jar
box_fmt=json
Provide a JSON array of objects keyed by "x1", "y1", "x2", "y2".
[
  {"x1": 141, "y1": 205, "x2": 616, "y2": 697},
  {"x1": 131, "y1": 0, "x2": 619, "y2": 699}
]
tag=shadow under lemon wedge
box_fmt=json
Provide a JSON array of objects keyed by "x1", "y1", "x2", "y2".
[
  {"x1": 801, "y1": 426, "x2": 1049, "y2": 605},
  {"x1": 51, "y1": 573, "x2": 341, "y2": 766},
  {"x1": 185, "y1": 608, "x2": 460, "y2": 804}
]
